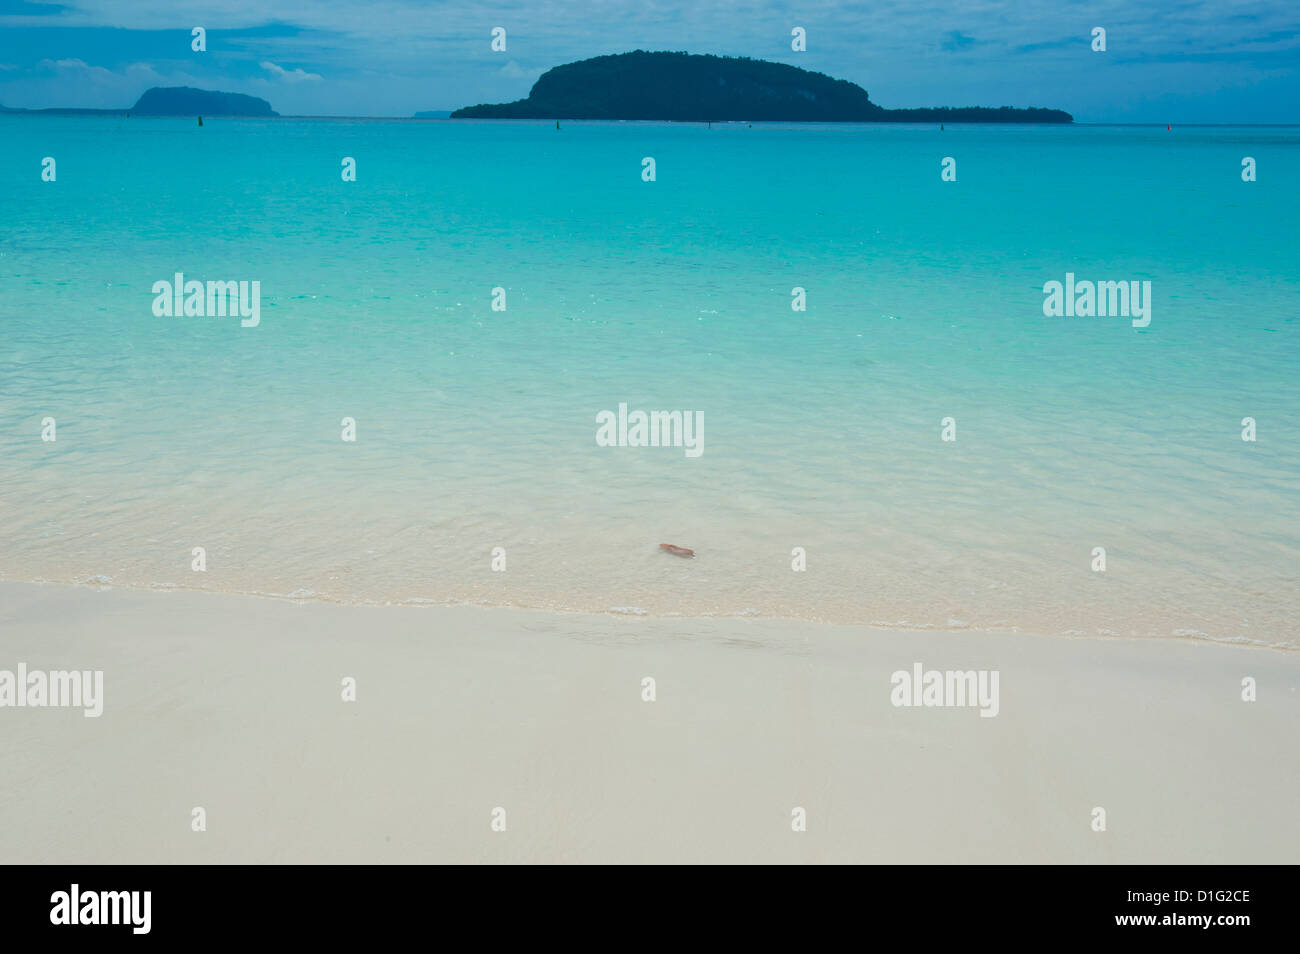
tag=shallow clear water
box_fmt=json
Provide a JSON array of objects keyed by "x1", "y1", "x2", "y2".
[{"x1": 1, "y1": 116, "x2": 1297, "y2": 644}]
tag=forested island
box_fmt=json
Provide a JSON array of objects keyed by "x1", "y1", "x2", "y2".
[
  {"x1": 449, "y1": 52, "x2": 1071, "y2": 123},
  {"x1": 131, "y1": 87, "x2": 277, "y2": 116},
  {"x1": 1, "y1": 87, "x2": 277, "y2": 117}
]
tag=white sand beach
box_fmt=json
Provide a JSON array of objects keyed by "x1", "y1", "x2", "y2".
[{"x1": 0, "y1": 580, "x2": 1296, "y2": 864}]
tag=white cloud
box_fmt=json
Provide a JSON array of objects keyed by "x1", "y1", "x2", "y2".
[
  {"x1": 35, "y1": 58, "x2": 120, "y2": 83},
  {"x1": 11, "y1": 58, "x2": 210, "y2": 109},
  {"x1": 497, "y1": 60, "x2": 544, "y2": 81},
  {"x1": 260, "y1": 60, "x2": 323, "y2": 83},
  {"x1": 39, "y1": 58, "x2": 98, "y2": 71}
]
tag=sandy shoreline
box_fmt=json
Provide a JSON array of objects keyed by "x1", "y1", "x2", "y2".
[{"x1": 1, "y1": 580, "x2": 1296, "y2": 863}]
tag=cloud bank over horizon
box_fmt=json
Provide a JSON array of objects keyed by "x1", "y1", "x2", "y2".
[{"x1": 0, "y1": 0, "x2": 1296, "y2": 121}]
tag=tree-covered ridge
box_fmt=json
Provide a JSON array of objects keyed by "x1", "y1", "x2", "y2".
[
  {"x1": 450, "y1": 51, "x2": 1071, "y2": 123},
  {"x1": 131, "y1": 87, "x2": 278, "y2": 117}
]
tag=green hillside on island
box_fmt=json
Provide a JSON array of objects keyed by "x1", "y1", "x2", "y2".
[
  {"x1": 1, "y1": 87, "x2": 277, "y2": 117},
  {"x1": 450, "y1": 51, "x2": 1071, "y2": 123},
  {"x1": 131, "y1": 87, "x2": 277, "y2": 116}
]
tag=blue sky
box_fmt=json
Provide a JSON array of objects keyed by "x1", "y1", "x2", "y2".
[{"x1": 0, "y1": 0, "x2": 1296, "y2": 121}]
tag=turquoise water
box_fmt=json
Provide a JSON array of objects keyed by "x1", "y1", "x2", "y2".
[{"x1": 2, "y1": 116, "x2": 1297, "y2": 643}]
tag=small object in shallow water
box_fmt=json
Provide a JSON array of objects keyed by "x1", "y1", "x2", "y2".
[
  {"x1": 659, "y1": 543, "x2": 695, "y2": 558},
  {"x1": 197, "y1": 115, "x2": 203, "y2": 126}
]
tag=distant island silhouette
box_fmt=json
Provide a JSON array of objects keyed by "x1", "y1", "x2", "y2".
[
  {"x1": 1, "y1": 87, "x2": 277, "y2": 117},
  {"x1": 448, "y1": 52, "x2": 1072, "y2": 123},
  {"x1": 132, "y1": 87, "x2": 277, "y2": 117}
]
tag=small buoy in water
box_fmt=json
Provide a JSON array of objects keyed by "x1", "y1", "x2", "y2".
[
  {"x1": 197, "y1": 115, "x2": 203, "y2": 127},
  {"x1": 556, "y1": 120, "x2": 560, "y2": 130},
  {"x1": 1167, "y1": 124, "x2": 1171, "y2": 130},
  {"x1": 659, "y1": 543, "x2": 695, "y2": 558},
  {"x1": 940, "y1": 124, "x2": 944, "y2": 131}
]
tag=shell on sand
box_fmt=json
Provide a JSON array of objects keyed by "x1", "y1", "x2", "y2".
[{"x1": 659, "y1": 543, "x2": 695, "y2": 558}]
